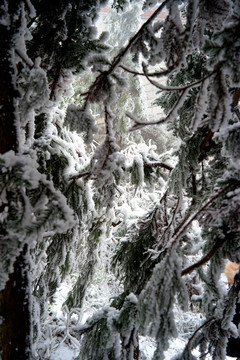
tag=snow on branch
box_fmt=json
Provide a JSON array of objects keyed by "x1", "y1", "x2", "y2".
[
  {"x1": 127, "y1": 87, "x2": 189, "y2": 131},
  {"x1": 142, "y1": 62, "x2": 216, "y2": 92},
  {"x1": 81, "y1": 0, "x2": 171, "y2": 109}
]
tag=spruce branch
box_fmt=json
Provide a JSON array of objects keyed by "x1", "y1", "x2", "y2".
[
  {"x1": 142, "y1": 62, "x2": 215, "y2": 92},
  {"x1": 82, "y1": 0, "x2": 171, "y2": 107},
  {"x1": 144, "y1": 161, "x2": 173, "y2": 171},
  {"x1": 119, "y1": 62, "x2": 179, "y2": 78},
  {"x1": 128, "y1": 88, "x2": 188, "y2": 131},
  {"x1": 172, "y1": 183, "x2": 234, "y2": 249},
  {"x1": 181, "y1": 236, "x2": 227, "y2": 276}
]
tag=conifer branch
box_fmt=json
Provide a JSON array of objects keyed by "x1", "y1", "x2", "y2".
[
  {"x1": 82, "y1": 0, "x2": 171, "y2": 107},
  {"x1": 128, "y1": 88, "x2": 188, "y2": 131},
  {"x1": 181, "y1": 236, "x2": 227, "y2": 276},
  {"x1": 172, "y1": 183, "x2": 233, "y2": 249},
  {"x1": 144, "y1": 161, "x2": 173, "y2": 171},
  {"x1": 142, "y1": 62, "x2": 215, "y2": 92},
  {"x1": 120, "y1": 61, "x2": 179, "y2": 78},
  {"x1": 184, "y1": 318, "x2": 212, "y2": 351}
]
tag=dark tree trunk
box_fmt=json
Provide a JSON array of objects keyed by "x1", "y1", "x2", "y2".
[
  {"x1": 0, "y1": 245, "x2": 31, "y2": 360},
  {"x1": 0, "y1": 3, "x2": 32, "y2": 358}
]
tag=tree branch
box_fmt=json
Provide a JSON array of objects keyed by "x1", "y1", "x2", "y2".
[
  {"x1": 142, "y1": 62, "x2": 215, "y2": 92},
  {"x1": 82, "y1": 0, "x2": 171, "y2": 106},
  {"x1": 106, "y1": 0, "x2": 170, "y2": 74},
  {"x1": 172, "y1": 183, "x2": 233, "y2": 249},
  {"x1": 184, "y1": 319, "x2": 212, "y2": 351},
  {"x1": 128, "y1": 87, "x2": 188, "y2": 131},
  {"x1": 232, "y1": 88, "x2": 240, "y2": 121},
  {"x1": 144, "y1": 161, "x2": 173, "y2": 171},
  {"x1": 120, "y1": 61, "x2": 179, "y2": 78},
  {"x1": 181, "y1": 236, "x2": 227, "y2": 276}
]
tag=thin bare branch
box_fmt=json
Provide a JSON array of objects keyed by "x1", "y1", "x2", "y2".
[
  {"x1": 232, "y1": 88, "x2": 240, "y2": 121},
  {"x1": 107, "y1": 0, "x2": 170, "y2": 74},
  {"x1": 69, "y1": 172, "x2": 91, "y2": 180}
]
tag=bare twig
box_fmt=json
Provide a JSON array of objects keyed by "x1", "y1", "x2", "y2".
[
  {"x1": 69, "y1": 172, "x2": 91, "y2": 180},
  {"x1": 232, "y1": 88, "x2": 240, "y2": 121}
]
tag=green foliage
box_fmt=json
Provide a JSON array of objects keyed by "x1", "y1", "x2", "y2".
[
  {"x1": 28, "y1": 0, "x2": 109, "y2": 79},
  {"x1": 112, "y1": 211, "x2": 157, "y2": 293}
]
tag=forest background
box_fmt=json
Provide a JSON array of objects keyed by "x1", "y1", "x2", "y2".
[{"x1": 0, "y1": 0, "x2": 240, "y2": 359}]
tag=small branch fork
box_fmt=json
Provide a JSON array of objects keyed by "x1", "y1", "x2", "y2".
[{"x1": 127, "y1": 87, "x2": 188, "y2": 131}]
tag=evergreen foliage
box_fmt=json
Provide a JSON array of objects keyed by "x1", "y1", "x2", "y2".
[{"x1": 0, "y1": 0, "x2": 240, "y2": 359}]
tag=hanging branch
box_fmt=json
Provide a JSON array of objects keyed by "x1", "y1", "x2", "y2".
[
  {"x1": 127, "y1": 88, "x2": 188, "y2": 131},
  {"x1": 184, "y1": 318, "x2": 212, "y2": 351},
  {"x1": 82, "y1": 0, "x2": 171, "y2": 107},
  {"x1": 142, "y1": 62, "x2": 215, "y2": 92},
  {"x1": 181, "y1": 236, "x2": 227, "y2": 276},
  {"x1": 171, "y1": 183, "x2": 234, "y2": 249},
  {"x1": 119, "y1": 61, "x2": 179, "y2": 78},
  {"x1": 144, "y1": 161, "x2": 173, "y2": 171}
]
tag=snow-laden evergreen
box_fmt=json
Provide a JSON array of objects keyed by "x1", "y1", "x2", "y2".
[{"x1": 0, "y1": 0, "x2": 240, "y2": 359}]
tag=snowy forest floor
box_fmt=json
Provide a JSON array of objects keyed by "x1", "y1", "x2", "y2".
[{"x1": 44, "y1": 269, "x2": 233, "y2": 360}]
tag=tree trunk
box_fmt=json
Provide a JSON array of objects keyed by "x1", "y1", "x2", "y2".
[
  {"x1": 0, "y1": 245, "x2": 31, "y2": 360},
  {"x1": 0, "y1": 3, "x2": 32, "y2": 357}
]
